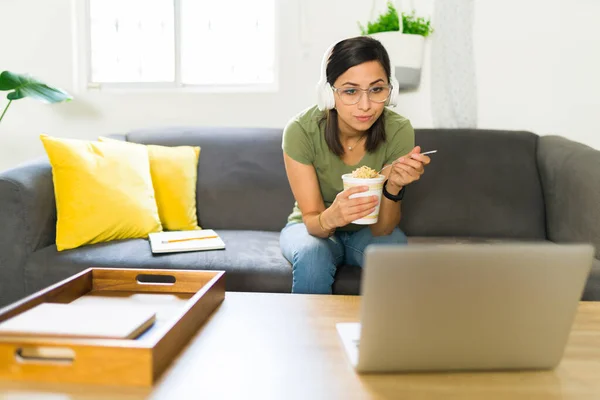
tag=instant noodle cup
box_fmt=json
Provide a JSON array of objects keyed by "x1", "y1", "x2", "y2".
[{"x1": 341, "y1": 169, "x2": 386, "y2": 225}]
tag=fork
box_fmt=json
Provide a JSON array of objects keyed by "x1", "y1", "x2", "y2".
[{"x1": 378, "y1": 150, "x2": 437, "y2": 174}]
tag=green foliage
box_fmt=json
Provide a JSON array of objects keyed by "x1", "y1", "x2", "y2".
[
  {"x1": 359, "y1": 2, "x2": 400, "y2": 35},
  {"x1": 402, "y1": 10, "x2": 434, "y2": 37},
  {"x1": 358, "y1": 2, "x2": 434, "y2": 37},
  {"x1": 0, "y1": 71, "x2": 72, "y2": 124}
]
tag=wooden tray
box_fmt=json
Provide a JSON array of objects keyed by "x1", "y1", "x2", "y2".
[{"x1": 0, "y1": 268, "x2": 225, "y2": 386}]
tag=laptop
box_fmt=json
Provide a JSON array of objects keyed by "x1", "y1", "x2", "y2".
[{"x1": 337, "y1": 243, "x2": 594, "y2": 373}]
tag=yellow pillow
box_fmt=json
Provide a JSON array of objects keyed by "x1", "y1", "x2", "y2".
[
  {"x1": 40, "y1": 135, "x2": 163, "y2": 251},
  {"x1": 98, "y1": 137, "x2": 201, "y2": 231}
]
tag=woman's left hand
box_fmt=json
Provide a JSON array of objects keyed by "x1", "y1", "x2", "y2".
[{"x1": 386, "y1": 146, "x2": 431, "y2": 190}]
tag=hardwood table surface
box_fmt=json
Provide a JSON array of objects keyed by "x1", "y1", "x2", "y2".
[{"x1": 0, "y1": 292, "x2": 599, "y2": 400}]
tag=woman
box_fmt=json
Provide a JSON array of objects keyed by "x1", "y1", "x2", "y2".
[{"x1": 280, "y1": 36, "x2": 430, "y2": 294}]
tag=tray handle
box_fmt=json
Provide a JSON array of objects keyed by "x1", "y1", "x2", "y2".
[
  {"x1": 135, "y1": 273, "x2": 176, "y2": 285},
  {"x1": 15, "y1": 346, "x2": 75, "y2": 365},
  {"x1": 1, "y1": 343, "x2": 155, "y2": 385},
  {"x1": 91, "y1": 269, "x2": 221, "y2": 293}
]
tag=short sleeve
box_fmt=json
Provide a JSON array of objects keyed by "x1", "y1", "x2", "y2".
[
  {"x1": 282, "y1": 120, "x2": 315, "y2": 165},
  {"x1": 384, "y1": 120, "x2": 415, "y2": 165}
]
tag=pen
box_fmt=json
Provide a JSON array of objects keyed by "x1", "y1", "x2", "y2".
[{"x1": 162, "y1": 236, "x2": 218, "y2": 244}]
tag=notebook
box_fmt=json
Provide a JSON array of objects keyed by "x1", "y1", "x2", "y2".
[
  {"x1": 0, "y1": 303, "x2": 156, "y2": 340},
  {"x1": 148, "y1": 229, "x2": 226, "y2": 254}
]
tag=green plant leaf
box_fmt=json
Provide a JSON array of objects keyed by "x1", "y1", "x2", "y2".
[
  {"x1": 364, "y1": 2, "x2": 400, "y2": 34},
  {"x1": 0, "y1": 71, "x2": 72, "y2": 103},
  {"x1": 402, "y1": 10, "x2": 434, "y2": 37},
  {"x1": 357, "y1": 1, "x2": 433, "y2": 37},
  {"x1": 0, "y1": 71, "x2": 22, "y2": 90}
]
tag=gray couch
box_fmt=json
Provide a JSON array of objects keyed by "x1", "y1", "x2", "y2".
[{"x1": 0, "y1": 127, "x2": 599, "y2": 308}]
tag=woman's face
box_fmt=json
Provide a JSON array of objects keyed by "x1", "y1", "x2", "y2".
[{"x1": 332, "y1": 60, "x2": 389, "y2": 135}]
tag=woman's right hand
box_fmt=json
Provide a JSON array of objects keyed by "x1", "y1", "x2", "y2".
[{"x1": 324, "y1": 186, "x2": 379, "y2": 229}]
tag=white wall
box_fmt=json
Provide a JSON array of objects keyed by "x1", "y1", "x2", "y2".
[
  {"x1": 0, "y1": 0, "x2": 598, "y2": 172},
  {"x1": 474, "y1": 0, "x2": 600, "y2": 149}
]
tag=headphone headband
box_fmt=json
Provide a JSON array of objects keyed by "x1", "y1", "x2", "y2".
[{"x1": 319, "y1": 42, "x2": 337, "y2": 86}]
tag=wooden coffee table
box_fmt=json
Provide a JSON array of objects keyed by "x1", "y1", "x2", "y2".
[{"x1": 1, "y1": 292, "x2": 600, "y2": 399}]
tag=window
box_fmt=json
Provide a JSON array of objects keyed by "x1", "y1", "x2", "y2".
[{"x1": 85, "y1": 0, "x2": 276, "y2": 90}]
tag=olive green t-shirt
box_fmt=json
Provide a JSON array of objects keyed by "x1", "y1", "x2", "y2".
[{"x1": 282, "y1": 105, "x2": 415, "y2": 231}]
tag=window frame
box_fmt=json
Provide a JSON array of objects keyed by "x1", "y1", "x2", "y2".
[{"x1": 73, "y1": 0, "x2": 279, "y2": 93}]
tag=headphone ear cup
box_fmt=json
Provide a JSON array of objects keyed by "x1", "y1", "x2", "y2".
[
  {"x1": 324, "y1": 83, "x2": 335, "y2": 110},
  {"x1": 316, "y1": 80, "x2": 326, "y2": 111},
  {"x1": 316, "y1": 81, "x2": 335, "y2": 111},
  {"x1": 387, "y1": 74, "x2": 400, "y2": 107},
  {"x1": 317, "y1": 79, "x2": 336, "y2": 111}
]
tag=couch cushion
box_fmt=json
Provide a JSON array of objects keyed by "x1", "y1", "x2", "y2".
[
  {"x1": 24, "y1": 230, "x2": 292, "y2": 296},
  {"x1": 99, "y1": 137, "x2": 201, "y2": 231},
  {"x1": 401, "y1": 129, "x2": 547, "y2": 240},
  {"x1": 39, "y1": 135, "x2": 162, "y2": 251},
  {"x1": 23, "y1": 234, "x2": 598, "y2": 300},
  {"x1": 123, "y1": 127, "x2": 295, "y2": 232},
  {"x1": 120, "y1": 128, "x2": 546, "y2": 239}
]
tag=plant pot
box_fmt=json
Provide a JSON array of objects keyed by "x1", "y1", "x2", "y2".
[{"x1": 369, "y1": 32, "x2": 425, "y2": 91}]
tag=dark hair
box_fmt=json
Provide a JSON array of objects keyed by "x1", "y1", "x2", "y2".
[{"x1": 319, "y1": 36, "x2": 393, "y2": 156}]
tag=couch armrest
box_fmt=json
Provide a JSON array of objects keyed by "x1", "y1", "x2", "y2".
[
  {"x1": 537, "y1": 135, "x2": 600, "y2": 260},
  {"x1": 0, "y1": 159, "x2": 56, "y2": 306}
]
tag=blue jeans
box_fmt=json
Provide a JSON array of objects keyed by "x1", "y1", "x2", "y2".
[{"x1": 279, "y1": 223, "x2": 408, "y2": 294}]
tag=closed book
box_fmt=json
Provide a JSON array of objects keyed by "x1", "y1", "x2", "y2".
[
  {"x1": 0, "y1": 303, "x2": 156, "y2": 340},
  {"x1": 149, "y1": 229, "x2": 225, "y2": 254}
]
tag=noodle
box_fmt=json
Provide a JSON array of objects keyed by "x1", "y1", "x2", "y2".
[{"x1": 351, "y1": 166, "x2": 379, "y2": 179}]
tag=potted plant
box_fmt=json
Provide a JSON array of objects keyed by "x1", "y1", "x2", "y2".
[
  {"x1": 358, "y1": 2, "x2": 433, "y2": 89},
  {"x1": 0, "y1": 71, "x2": 72, "y2": 124}
]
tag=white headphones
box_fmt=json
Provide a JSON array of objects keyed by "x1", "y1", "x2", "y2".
[{"x1": 316, "y1": 39, "x2": 400, "y2": 111}]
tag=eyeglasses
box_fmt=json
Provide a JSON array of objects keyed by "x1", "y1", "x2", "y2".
[{"x1": 332, "y1": 84, "x2": 392, "y2": 105}]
